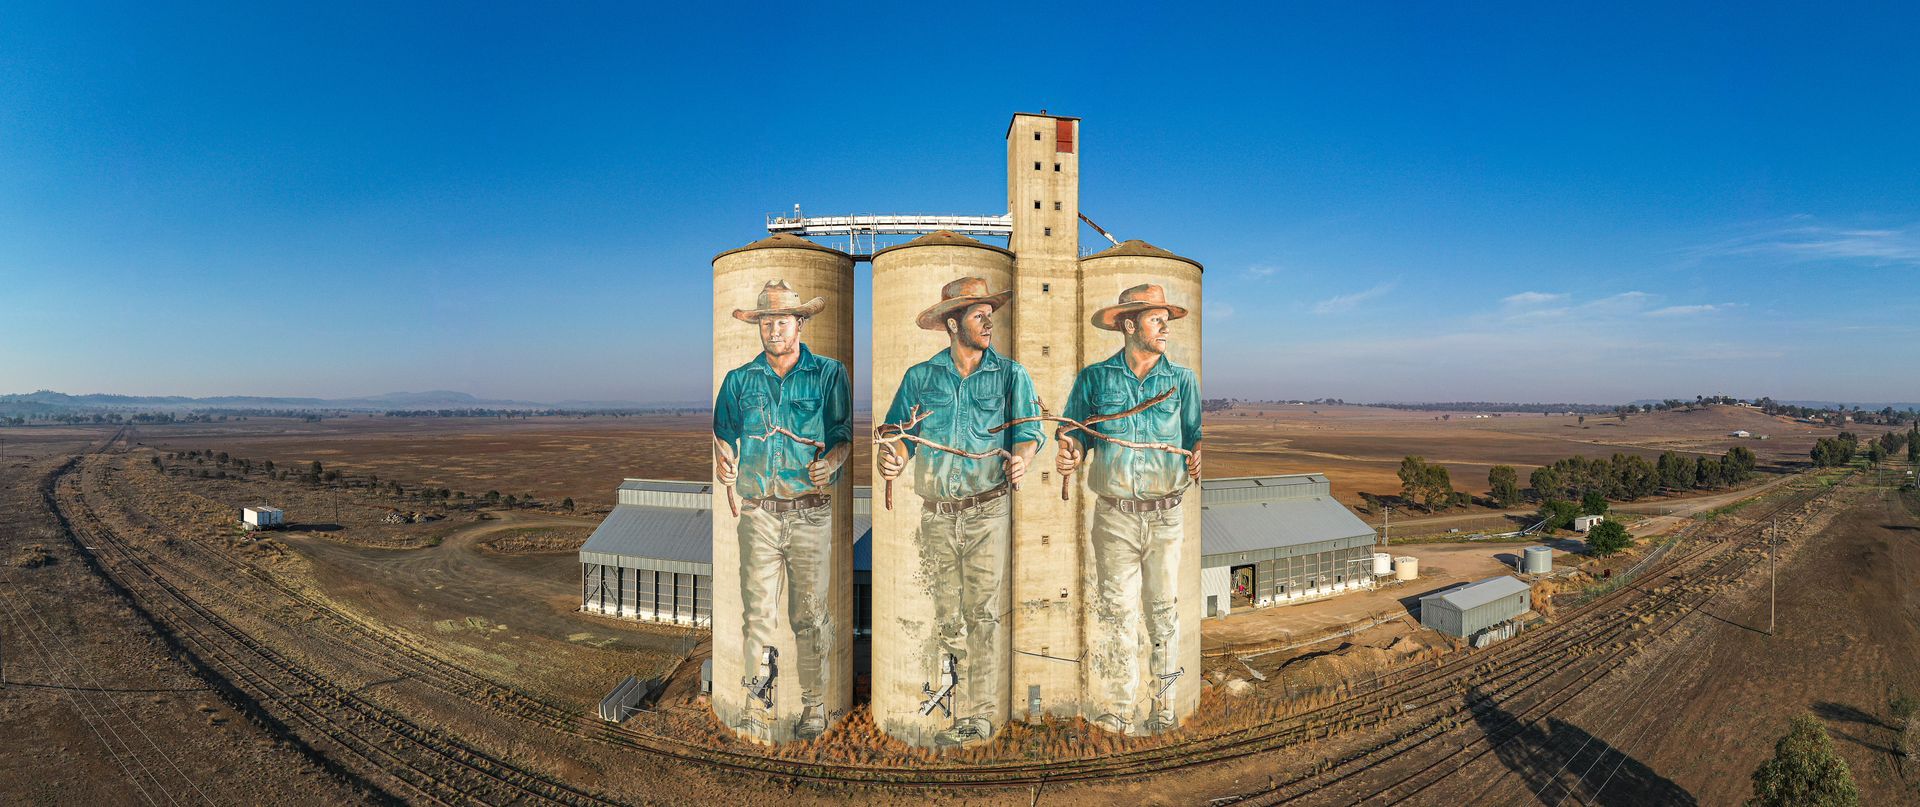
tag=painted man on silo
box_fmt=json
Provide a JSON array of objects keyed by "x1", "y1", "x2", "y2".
[
  {"x1": 712, "y1": 279, "x2": 852, "y2": 740},
  {"x1": 1056, "y1": 283, "x2": 1202, "y2": 736},
  {"x1": 877, "y1": 277, "x2": 1043, "y2": 746}
]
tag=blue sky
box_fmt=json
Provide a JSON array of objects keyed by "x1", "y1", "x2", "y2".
[{"x1": 3, "y1": 2, "x2": 1916, "y2": 405}]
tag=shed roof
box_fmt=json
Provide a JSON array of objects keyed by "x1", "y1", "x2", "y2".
[
  {"x1": 579, "y1": 502, "x2": 872, "y2": 572},
  {"x1": 1080, "y1": 239, "x2": 1204, "y2": 272},
  {"x1": 1421, "y1": 576, "x2": 1531, "y2": 612},
  {"x1": 1200, "y1": 495, "x2": 1375, "y2": 556}
]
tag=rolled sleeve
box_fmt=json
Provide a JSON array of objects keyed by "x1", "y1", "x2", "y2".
[
  {"x1": 713, "y1": 372, "x2": 742, "y2": 446},
  {"x1": 1180, "y1": 369, "x2": 1202, "y2": 451},
  {"x1": 822, "y1": 362, "x2": 852, "y2": 451},
  {"x1": 882, "y1": 370, "x2": 920, "y2": 458}
]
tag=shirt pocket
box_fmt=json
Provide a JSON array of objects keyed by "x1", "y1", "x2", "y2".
[
  {"x1": 1095, "y1": 391, "x2": 1133, "y2": 437},
  {"x1": 916, "y1": 382, "x2": 956, "y2": 435},
  {"x1": 741, "y1": 392, "x2": 771, "y2": 435},
  {"x1": 788, "y1": 395, "x2": 822, "y2": 423},
  {"x1": 1152, "y1": 386, "x2": 1181, "y2": 441},
  {"x1": 968, "y1": 386, "x2": 1007, "y2": 435}
]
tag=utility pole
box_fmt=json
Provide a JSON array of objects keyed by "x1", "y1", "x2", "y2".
[
  {"x1": 1382, "y1": 505, "x2": 1392, "y2": 547},
  {"x1": 1768, "y1": 518, "x2": 1777, "y2": 636},
  {"x1": 332, "y1": 485, "x2": 340, "y2": 524}
]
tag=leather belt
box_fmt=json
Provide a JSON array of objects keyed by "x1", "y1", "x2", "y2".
[
  {"x1": 744, "y1": 493, "x2": 831, "y2": 513},
  {"x1": 922, "y1": 484, "x2": 1010, "y2": 515},
  {"x1": 1100, "y1": 493, "x2": 1184, "y2": 513}
]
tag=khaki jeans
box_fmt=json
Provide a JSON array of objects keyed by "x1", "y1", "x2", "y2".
[
  {"x1": 738, "y1": 502, "x2": 834, "y2": 710},
  {"x1": 1089, "y1": 498, "x2": 1183, "y2": 722},
  {"x1": 918, "y1": 494, "x2": 1010, "y2": 723}
]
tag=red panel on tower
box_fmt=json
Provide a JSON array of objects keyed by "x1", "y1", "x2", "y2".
[{"x1": 1055, "y1": 119, "x2": 1075, "y2": 154}]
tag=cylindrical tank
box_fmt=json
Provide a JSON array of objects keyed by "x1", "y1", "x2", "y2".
[
  {"x1": 710, "y1": 234, "x2": 855, "y2": 745},
  {"x1": 1372, "y1": 552, "x2": 1393, "y2": 576},
  {"x1": 1523, "y1": 546, "x2": 1553, "y2": 574},
  {"x1": 869, "y1": 231, "x2": 1017, "y2": 747},
  {"x1": 1075, "y1": 240, "x2": 1203, "y2": 735},
  {"x1": 1394, "y1": 556, "x2": 1419, "y2": 582}
]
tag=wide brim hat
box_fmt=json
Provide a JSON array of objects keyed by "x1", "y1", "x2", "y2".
[
  {"x1": 732, "y1": 279, "x2": 826, "y2": 322},
  {"x1": 915, "y1": 277, "x2": 1013, "y2": 331},
  {"x1": 1092, "y1": 283, "x2": 1189, "y2": 331}
]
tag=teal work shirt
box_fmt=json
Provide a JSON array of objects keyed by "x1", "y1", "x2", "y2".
[
  {"x1": 1061, "y1": 349, "x2": 1202, "y2": 501},
  {"x1": 883, "y1": 346, "x2": 1046, "y2": 500},
  {"x1": 713, "y1": 344, "x2": 852, "y2": 501}
]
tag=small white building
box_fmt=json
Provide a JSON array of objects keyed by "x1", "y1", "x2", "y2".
[
  {"x1": 1573, "y1": 514, "x2": 1604, "y2": 532},
  {"x1": 242, "y1": 506, "x2": 284, "y2": 531},
  {"x1": 1729, "y1": 430, "x2": 1751, "y2": 438}
]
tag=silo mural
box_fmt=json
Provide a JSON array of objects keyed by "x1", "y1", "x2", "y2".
[
  {"x1": 711, "y1": 235, "x2": 855, "y2": 745},
  {"x1": 870, "y1": 233, "x2": 1033, "y2": 748},
  {"x1": 1070, "y1": 243, "x2": 1204, "y2": 735}
]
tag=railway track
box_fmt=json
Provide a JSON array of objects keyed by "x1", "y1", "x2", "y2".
[{"x1": 44, "y1": 431, "x2": 1848, "y2": 798}]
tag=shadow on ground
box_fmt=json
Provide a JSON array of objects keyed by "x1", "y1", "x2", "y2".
[{"x1": 1470, "y1": 686, "x2": 1695, "y2": 805}]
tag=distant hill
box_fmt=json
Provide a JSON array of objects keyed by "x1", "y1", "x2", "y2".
[{"x1": 0, "y1": 389, "x2": 674, "y2": 414}]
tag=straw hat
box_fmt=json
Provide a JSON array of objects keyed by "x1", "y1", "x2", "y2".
[
  {"x1": 731, "y1": 279, "x2": 826, "y2": 323},
  {"x1": 915, "y1": 277, "x2": 1013, "y2": 331},
  {"x1": 1091, "y1": 283, "x2": 1189, "y2": 331}
]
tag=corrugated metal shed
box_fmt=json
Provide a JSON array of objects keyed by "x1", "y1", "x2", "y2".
[
  {"x1": 581, "y1": 481, "x2": 871, "y2": 577},
  {"x1": 1419, "y1": 576, "x2": 1531, "y2": 637},
  {"x1": 1200, "y1": 495, "x2": 1375, "y2": 561}
]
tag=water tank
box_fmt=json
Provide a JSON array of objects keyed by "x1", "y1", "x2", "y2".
[
  {"x1": 1078, "y1": 239, "x2": 1205, "y2": 734},
  {"x1": 1394, "y1": 556, "x2": 1419, "y2": 581},
  {"x1": 869, "y1": 231, "x2": 1016, "y2": 747},
  {"x1": 711, "y1": 234, "x2": 856, "y2": 745},
  {"x1": 1523, "y1": 545, "x2": 1553, "y2": 574},
  {"x1": 1372, "y1": 552, "x2": 1393, "y2": 576}
]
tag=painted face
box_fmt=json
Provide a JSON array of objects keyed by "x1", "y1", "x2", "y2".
[
  {"x1": 1125, "y1": 308, "x2": 1172, "y2": 355},
  {"x1": 951, "y1": 302, "x2": 994, "y2": 351},
  {"x1": 759, "y1": 314, "x2": 803, "y2": 358}
]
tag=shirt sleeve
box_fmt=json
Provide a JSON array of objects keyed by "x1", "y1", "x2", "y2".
[
  {"x1": 882, "y1": 368, "x2": 918, "y2": 458},
  {"x1": 713, "y1": 371, "x2": 741, "y2": 446},
  {"x1": 1180, "y1": 368, "x2": 1203, "y2": 451},
  {"x1": 1006, "y1": 364, "x2": 1046, "y2": 449},
  {"x1": 1062, "y1": 367, "x2": 1098, "y2": 455},
  {"x1": 822, "y1": 361, "x2": 852, "y2": 452}
]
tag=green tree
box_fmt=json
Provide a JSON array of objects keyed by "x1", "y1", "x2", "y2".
[
  {"x1": 1585, "y1": 520, "x2": 1632, "y2": 556},
  {"x1": 1580, "y1": 489, "x2": 1609, "y2": 516},
  {"x1": 1398, "y1": 456, "x2": 1429, "y2": 509},
  {"x1": 1488, "y1": 465, "x2": 1520, "y2": 509},
  {"x1": 1908, "y1": 425, "x2": 1918, "y2": 463},
  {"x1": 562, "y1": 497, "x2": 575, "y2": 512},
  {"x1": 1537, "y1": 499, "x2": 1581, "y2": 531},
  {"x1": 1421, "y1": 464, "x2": 1453, "y2": 511},
  {"x1": 1530, "y1": 466, "x2": 1565, "y2": 501},
  {"x1": 1747, "y1": 713, "x2": 1858, "y2": 807},
  {"x1": 1891, "y1": 693, "x2": 1919, "y2": 759}
]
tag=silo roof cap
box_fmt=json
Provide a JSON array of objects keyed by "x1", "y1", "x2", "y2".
[
  {"x1": 872, "y1": 230, "x2": 1015, "y2": 259},
  {"x1": 714, "y1": 233, "x2": 852, "y2": 262},
  {"x1": 1081, "y1": 239, "x2": 1204, "y2": 272}
]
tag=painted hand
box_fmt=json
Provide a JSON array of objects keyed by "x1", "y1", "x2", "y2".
[
  {"x1": 713, "y1": 436, "x2": 737, "y2": 486},
  {"x1": 1187, "y1": 445, "x2": 1202, "y2": 481},
  {"x1": 809, "y1": 442, "x2": 850, "y2": 488},
  {"x1": 878, "y1": 442, "x2": 905, "y2": 481},
  {"x1": 1056, "y1": 433, "x2": 1081, "y2": 476},
  {"x1": 1004, "y1": 451, "x2": 1027, "y2": 487}
]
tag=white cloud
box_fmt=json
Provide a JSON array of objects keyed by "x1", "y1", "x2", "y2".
[
  {"x1": 1312, "y1": 281, "x2": 1397, "y2": 315},
  {"x1": 1501, "y1": 291, "x2": 1570, "y2": 306},
  {"x1": 1205, "y1": 300, "x2": 1236, "y2": 321},
  {"x1": 1645, "y1": 303, "x2": 1739, "y2": 317},
  {"x1": 1692, "y1": 221, "x2": 1920, "y2": 267},
  {"x1": 1244, "y1": 265, "x2": 1278, "y2": 279}
]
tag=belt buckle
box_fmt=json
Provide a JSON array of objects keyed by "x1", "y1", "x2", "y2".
[
  {"x1": 936, "y1": 500, "x2": 958, "y2": 515},
  {"x1": 1118, "y1": 499, "x2": 1137, "y2": 514}
]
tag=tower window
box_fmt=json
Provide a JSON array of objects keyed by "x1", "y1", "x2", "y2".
[
  {"x1": 1033, "y1": 131, "x2": 1041, "y2": 141},
  {"x1": 1041, "y1": 282, "x2": 1050, "y2": 293},
  {"x1": 1041, "y1": 345, "x2": 1050, "y2": 356},
  {"x1": 1041, "y1": 533, "x2": 1050, "y2": 544},
  {"x1": 1054, "y1": 201, "x2": 1062, "y2": 211},
  {"x1": 1053, "y1": 163, "x2": 1061, "y2": 172},
  {"x1": 1043, "y1": 227, "x2": 1052, "y2": 236},
  {"x1": 1034, "y1": 200, "x2": 1041, "y2": 209},
  {"x1": 1034, "y1": 161, "x2": 1042, "y2": 170}
]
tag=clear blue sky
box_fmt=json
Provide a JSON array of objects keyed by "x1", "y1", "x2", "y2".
[{"x1": 4, "y1": 2, "x2": 1917, "y2": 405}]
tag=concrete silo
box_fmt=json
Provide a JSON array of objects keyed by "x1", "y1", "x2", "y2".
[
  {"x1": 710, "y1": 233, "x2": 856, "y2": 745},
  {"x1": 1072, "y1": 240, "x2": 1204, "y2": 735},
  {"x1": 869, "y1": 231, "x2": 1021, "y2": 747}
]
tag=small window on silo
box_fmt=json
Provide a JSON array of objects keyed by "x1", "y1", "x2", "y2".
[
  {"x1": 1041, "y1": 282, "x2": 1050, "y2": 293},
  {"x1": 1033, "y1": 131, "x2": 1041, "y2": 141},
  {"x1": 1033, "y1": 161, "x2": 1042, "y2": 170},
  {"x1": 1044, "y1": 227, "x2": 1052, "y2": 236},
  {"x1": 1041, "y1": 345, "x2": 1050, "y2": 356},
  {"x1": 1053, "y1": 163, "x2": 1061, "y2": 172},
  {"x1": 1034, "y1": 200, "x2": 1041, "y2": 209},
  {"x1": 1053, "y1": 201, "x2": 1062, "y2": 210}
]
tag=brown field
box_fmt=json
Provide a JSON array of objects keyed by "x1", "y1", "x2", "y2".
[{"x1": 1, "y1": 414, "x2": 1908, "y2": 806}]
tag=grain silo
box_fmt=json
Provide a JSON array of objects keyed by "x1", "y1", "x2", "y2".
[
  {"x1": 1073, "y1": 240, "x2": 1204, "y2": 735},
  {"x1": 710, "y1": 234, "x2": 856, "y2": 745},
  {"x1": 869, "y1": 231, "x2": 1021, "y2": 747}
]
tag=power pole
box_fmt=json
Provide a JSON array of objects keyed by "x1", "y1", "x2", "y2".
[
  {"x1": 1768, "y1": 518, "x2": 1777, "y2": 636},
  {"x1": 1382, "y1": 505, "x2": 1392, "y2": 547},
  {"x1": 332, "y1": 485, "x2": 340, "y2": 524}
]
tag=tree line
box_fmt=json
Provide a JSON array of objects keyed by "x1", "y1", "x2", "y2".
[{"x1": 155, "y1": 449, "x2": 575, "y2": 513}]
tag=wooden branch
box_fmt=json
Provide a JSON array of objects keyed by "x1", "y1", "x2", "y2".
[
  {"x1": 874, "y1": 405, "x2": 1025, "y2": 510},
  {"x1": 988, "y1": 390, "x2": 1192, "y2": 500}
]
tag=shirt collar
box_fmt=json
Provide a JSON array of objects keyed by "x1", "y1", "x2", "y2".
[
  {"x1": 1101, "y1": 348, "x2": 1179, "y2": 380},
  {"x1": 933, "y1": 345, "x2": 1002, "y2": 374},
  {"x1": 751, "y1": 343, "x2": 818, "y2": 376}
]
